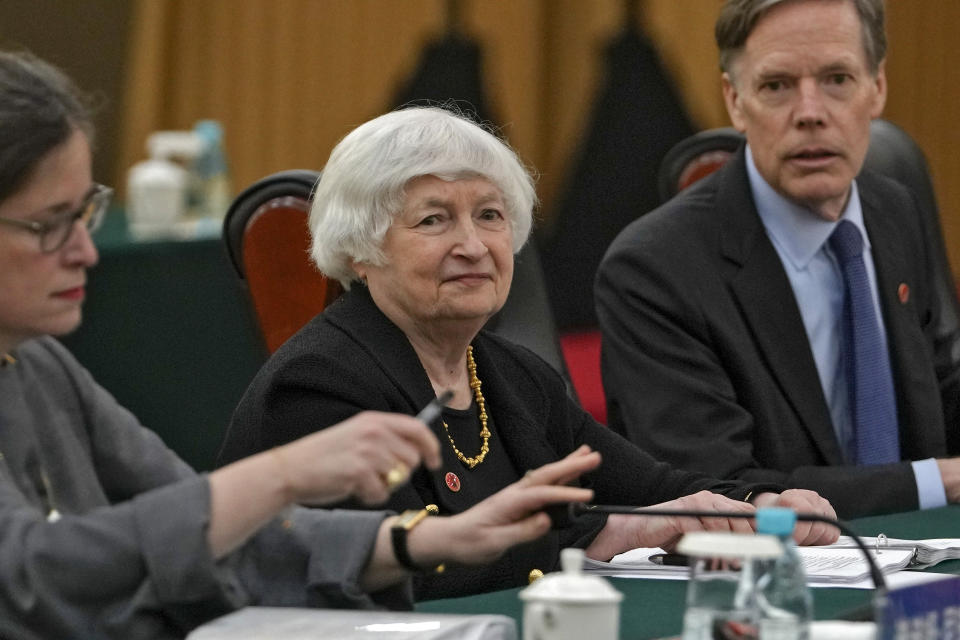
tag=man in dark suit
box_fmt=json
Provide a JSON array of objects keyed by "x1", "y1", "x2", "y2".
[{"x1": 596, "y1": 0, "x2": 960, "y2": 519}]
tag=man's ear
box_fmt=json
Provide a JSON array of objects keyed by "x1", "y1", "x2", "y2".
[
  {"x1": 870, "y1": 59, "x2": 888, "y2": 119},
  {"x1": 722, "y1": 72, "x2": 748, "y2": 132}
]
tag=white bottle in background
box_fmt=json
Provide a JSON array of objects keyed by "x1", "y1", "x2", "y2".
[{"x1": 126, "y1": 131, "x2": 201, "y2": 240}]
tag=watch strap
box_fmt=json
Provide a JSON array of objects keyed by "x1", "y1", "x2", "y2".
[{"x1": 391, "y1": 509, "x2": 444, "y2": 574}]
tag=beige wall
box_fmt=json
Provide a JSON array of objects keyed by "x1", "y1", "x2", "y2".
[{"x1": 0, "y1": 0, "x2": 133, "y2": 186}]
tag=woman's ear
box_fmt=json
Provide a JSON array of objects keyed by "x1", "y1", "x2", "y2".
[{"x1": 350, "y1": 260, "x2": 367, "y2": 282}]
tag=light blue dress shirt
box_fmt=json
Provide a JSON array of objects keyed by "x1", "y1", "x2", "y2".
[{"x1": 745, "y1": 146, "x2": 945, "y2": 509}]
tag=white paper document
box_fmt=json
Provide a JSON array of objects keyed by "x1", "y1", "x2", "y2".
[
  {"x1": 583, "y1": 545, "x2": 917, "y2": 588},
  {"x1": 827, "y1": 535, "x2": 960, "y2": 569}
]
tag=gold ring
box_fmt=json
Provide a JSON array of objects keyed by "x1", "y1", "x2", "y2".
[{"x1": 384, "y1": 463, "x2": 408, "y2": 490}]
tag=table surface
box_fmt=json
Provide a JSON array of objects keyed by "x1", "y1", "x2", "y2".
[{"x1": 416, "y1": 505, "x2": 960, "y2": 639}]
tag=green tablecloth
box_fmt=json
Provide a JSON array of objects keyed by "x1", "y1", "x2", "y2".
[
  {"x1": 416, "y1": 505, "x2": 960, "y2": 639},
  {"x1": 58, "y1": 210, "x2": 267, "y2": 470}
]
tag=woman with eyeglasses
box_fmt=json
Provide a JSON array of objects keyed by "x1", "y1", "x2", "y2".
[{"x1": 0, "y1": 51, "x2": 602, "y2": 639}]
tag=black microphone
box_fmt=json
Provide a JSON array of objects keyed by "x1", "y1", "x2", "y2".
[{"x1": 551, "y1": 502, "x2": 887, "y2": 593}]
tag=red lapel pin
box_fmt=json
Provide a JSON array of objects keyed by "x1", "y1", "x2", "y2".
[
  {"x1": 445, "y1": 472, "x2": 461, "y2": 492},
  {"x1": 898, "y1": 283, "x2": 910, "y2": 304}
]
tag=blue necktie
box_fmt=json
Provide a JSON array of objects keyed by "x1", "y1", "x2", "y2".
[{"x1": 829, "y1": 220, "x2": 901, "y2": 465}]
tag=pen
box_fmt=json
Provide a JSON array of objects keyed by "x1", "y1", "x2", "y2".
[
  {"x1": 416, "y1": 390, "x2": 454, "y2": 425},
  {"x1": 648, "y1": 553, "x2": 690, "y2": 567}
]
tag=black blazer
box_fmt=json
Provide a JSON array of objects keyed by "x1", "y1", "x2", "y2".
[
  {"x1": 597, "y1": 146, "x2": 960, "y2": 519},
  {"x1": 220, "y1": 287, "x2": 779, "y2": 600}
]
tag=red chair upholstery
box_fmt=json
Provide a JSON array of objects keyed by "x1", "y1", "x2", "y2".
[
  {"x1": 559, "y1": 330, "x2": 606, "y2": 424},
  {"x1": 223, "y1": 170, "x2": 341, "y2": 353}
]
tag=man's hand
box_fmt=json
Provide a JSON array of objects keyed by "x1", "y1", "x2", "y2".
[
  {"x1": 752, "y1": 489, "x2": 839, "y2": 545},
  {"x1": 936, "y1": 457, "x2": 960, "y2": 503}
]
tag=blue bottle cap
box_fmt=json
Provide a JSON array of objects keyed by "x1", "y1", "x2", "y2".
[
  {"x1": 755, "y1": 507, "x2": 796, "y2": 536},
  {"x1": 194, "y1": 120, "x2": 223, "y2": 143}
]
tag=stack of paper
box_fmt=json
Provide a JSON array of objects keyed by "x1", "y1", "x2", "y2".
[
  {"x1": 828, "y1": 536, "x2": 960, "y2": 569},
  {"x1": 796, "y1": 546, "x2": 914, "y2": 584},
  {"x1": 583, "y1": 545, "x2": 916, "y2": 586}
]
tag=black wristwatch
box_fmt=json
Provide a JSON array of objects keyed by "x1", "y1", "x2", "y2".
[{"x1": 391, "y1": 509, "x2": 445, "y2": 574}]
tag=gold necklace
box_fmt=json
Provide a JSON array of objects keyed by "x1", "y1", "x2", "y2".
[{"x1": 442, "y1": 345, "x2": 490, "y2": 469}]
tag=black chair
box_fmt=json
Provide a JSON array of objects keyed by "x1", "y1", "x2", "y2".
[
  {"x1": 484, "y1": 241, "x2": 574, "y2": 390},
  {"x1": 864, "y1": 121, "x2": 960, "y2": 387},
  {"x1": 223, "y1": 170, "x2": 575, "y2": 395},
  {"x1": 223, "y1": 169, "x2": 319, "y2": 280},
  {"x1": 657, "y1": 127, "x2": 743, "y2": 202}
]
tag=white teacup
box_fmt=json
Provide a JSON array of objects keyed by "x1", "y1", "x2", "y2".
[{"x1": 519, "y1": 548, "x2": 622, "y2": 640}]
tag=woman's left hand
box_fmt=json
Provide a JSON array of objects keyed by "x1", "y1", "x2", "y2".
[
  {"x1": 585, "y1": 490, "x2": 758, "y2": 561},
  {"x1": 752, "y1": 489, "x2": 839, "y2": 545}
]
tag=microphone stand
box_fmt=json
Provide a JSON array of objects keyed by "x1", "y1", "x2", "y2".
[{"x1": 566, "y1": 503, "x2": 888, "y2": 595}]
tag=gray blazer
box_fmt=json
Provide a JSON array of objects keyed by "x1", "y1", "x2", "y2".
[{"x1": 0, "y1": 337, "x2": 407, "y2": 639}]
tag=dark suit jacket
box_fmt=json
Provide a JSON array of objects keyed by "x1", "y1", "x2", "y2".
[
  {"x1": 220, "y1": 287, "x2": 779, "y2": 600},
  {"x1": 596, "y1": 146, "x2": 960, "y2": 519}
]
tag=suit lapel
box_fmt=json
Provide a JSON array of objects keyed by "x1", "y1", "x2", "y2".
[{"x1": 718, "y1": 151, "x2": 844, "y2": 464}]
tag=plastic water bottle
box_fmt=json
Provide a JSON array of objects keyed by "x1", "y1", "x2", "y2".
[
  {"x1": 679, "y1": 531, "x2": 783, "y2": 640},
  {"x1": 755, "y1": 508, "x2": 813, "y2": 640},
  {"x1": 192, "y1": 120, "x2": 232, "y2": 220}
]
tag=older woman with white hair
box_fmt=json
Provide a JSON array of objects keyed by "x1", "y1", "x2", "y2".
[{"x1": 219, "y1": 106, "x2": 838, "y2": 600}]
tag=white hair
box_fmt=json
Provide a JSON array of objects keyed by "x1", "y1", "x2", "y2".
[{"x1": 309, "y1": 106, "x2": 537, "y2": 288}]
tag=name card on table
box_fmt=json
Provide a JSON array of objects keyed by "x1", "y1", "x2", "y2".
[{"x1": 879, "y1": 574, "x2": 960, "y2": 640}]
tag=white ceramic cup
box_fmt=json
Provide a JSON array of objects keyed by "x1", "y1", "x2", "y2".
[{"x1": 519, "y1": 548, "x2": 622, "y2": 640}]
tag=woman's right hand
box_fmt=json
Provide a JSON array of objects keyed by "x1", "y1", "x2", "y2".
[
  {"x1": 584, "y1": 490, "x2": 758, "y2": 561},
  {"x1": 273, "y1": 410, "x2": 442, "y2": 506}
]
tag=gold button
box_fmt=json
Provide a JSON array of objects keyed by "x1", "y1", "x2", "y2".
[
  {"x1": 528, "y1": 569, "x2": 544, "y2": 584},
  {"x1": 425, "y1": 504, "x2": 439, "y2": 515}
]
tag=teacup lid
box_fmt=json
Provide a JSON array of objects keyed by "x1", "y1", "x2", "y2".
[{"x1": 519, "y1": 548, "x2": 624, "y2": 604}]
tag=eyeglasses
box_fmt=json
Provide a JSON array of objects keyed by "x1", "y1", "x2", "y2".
[{"x1": 0, "y1": 183, "x2": 112, "y2": 253}]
